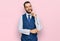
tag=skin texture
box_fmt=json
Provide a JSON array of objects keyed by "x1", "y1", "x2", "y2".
[{"x1": 24, "y1": 3, "x2": 39, "y2": 34}]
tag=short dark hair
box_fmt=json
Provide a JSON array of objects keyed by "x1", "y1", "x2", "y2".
[{"x1": 23, "y1": 1, "x2": 31, "y2": 7}]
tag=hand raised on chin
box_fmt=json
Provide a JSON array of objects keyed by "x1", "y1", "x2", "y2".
[{"x1": 31, "y1": 11, "x2": 37, "y2": 18}]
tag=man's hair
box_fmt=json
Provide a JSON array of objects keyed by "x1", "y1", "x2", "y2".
[{"x1": 23, "y1": 1, "x2": 31, "y2": 7}]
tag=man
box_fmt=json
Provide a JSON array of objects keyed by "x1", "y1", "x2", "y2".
[{"x1": 18, "y1": 1, "x2": 42, "y2": 41}]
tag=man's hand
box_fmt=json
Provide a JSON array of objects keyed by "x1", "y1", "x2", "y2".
[
  {"x1": 30, "y1": 29, "x2": 38, "y2": 34},
  {"x1": 31, "y1": 11, "x2": 37, "y2": 18}
]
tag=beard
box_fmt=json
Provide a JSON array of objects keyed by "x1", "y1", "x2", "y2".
[{"x1": 26, "y1": 9, "x2": 32, "y2": 14}]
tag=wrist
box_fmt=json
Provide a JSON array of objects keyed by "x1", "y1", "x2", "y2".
[{"x1": 30, "y1": 30, "x2": 32, "y2": 33}]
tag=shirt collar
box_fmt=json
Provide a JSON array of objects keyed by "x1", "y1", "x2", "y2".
[
  {"x1": 25, "y1": 12, "x2": 32, "y2": 19},
  {"x1": 26, "y1": 12, "x2": 32, "y2": 16}
]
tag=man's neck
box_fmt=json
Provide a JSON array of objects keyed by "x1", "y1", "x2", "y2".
[
  {"x1": 25, "y1": 12, "x2": 32, "y2": 19},
  {"x1": 26, "y1": 12, "x2": 31, "y2": 15}
]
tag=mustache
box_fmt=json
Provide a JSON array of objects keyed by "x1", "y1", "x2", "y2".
[{"x1": 28, "y1": 9, "x2": 33, "y2": 11}]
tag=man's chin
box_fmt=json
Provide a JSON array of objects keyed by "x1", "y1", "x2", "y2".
[{"x1": 26, "y1": 12, "x2": 31, "y2": 14}]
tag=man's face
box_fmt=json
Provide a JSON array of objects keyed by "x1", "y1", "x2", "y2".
[{"x1": 24, "y1": 3, "x2": 32, "y2": 14}]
